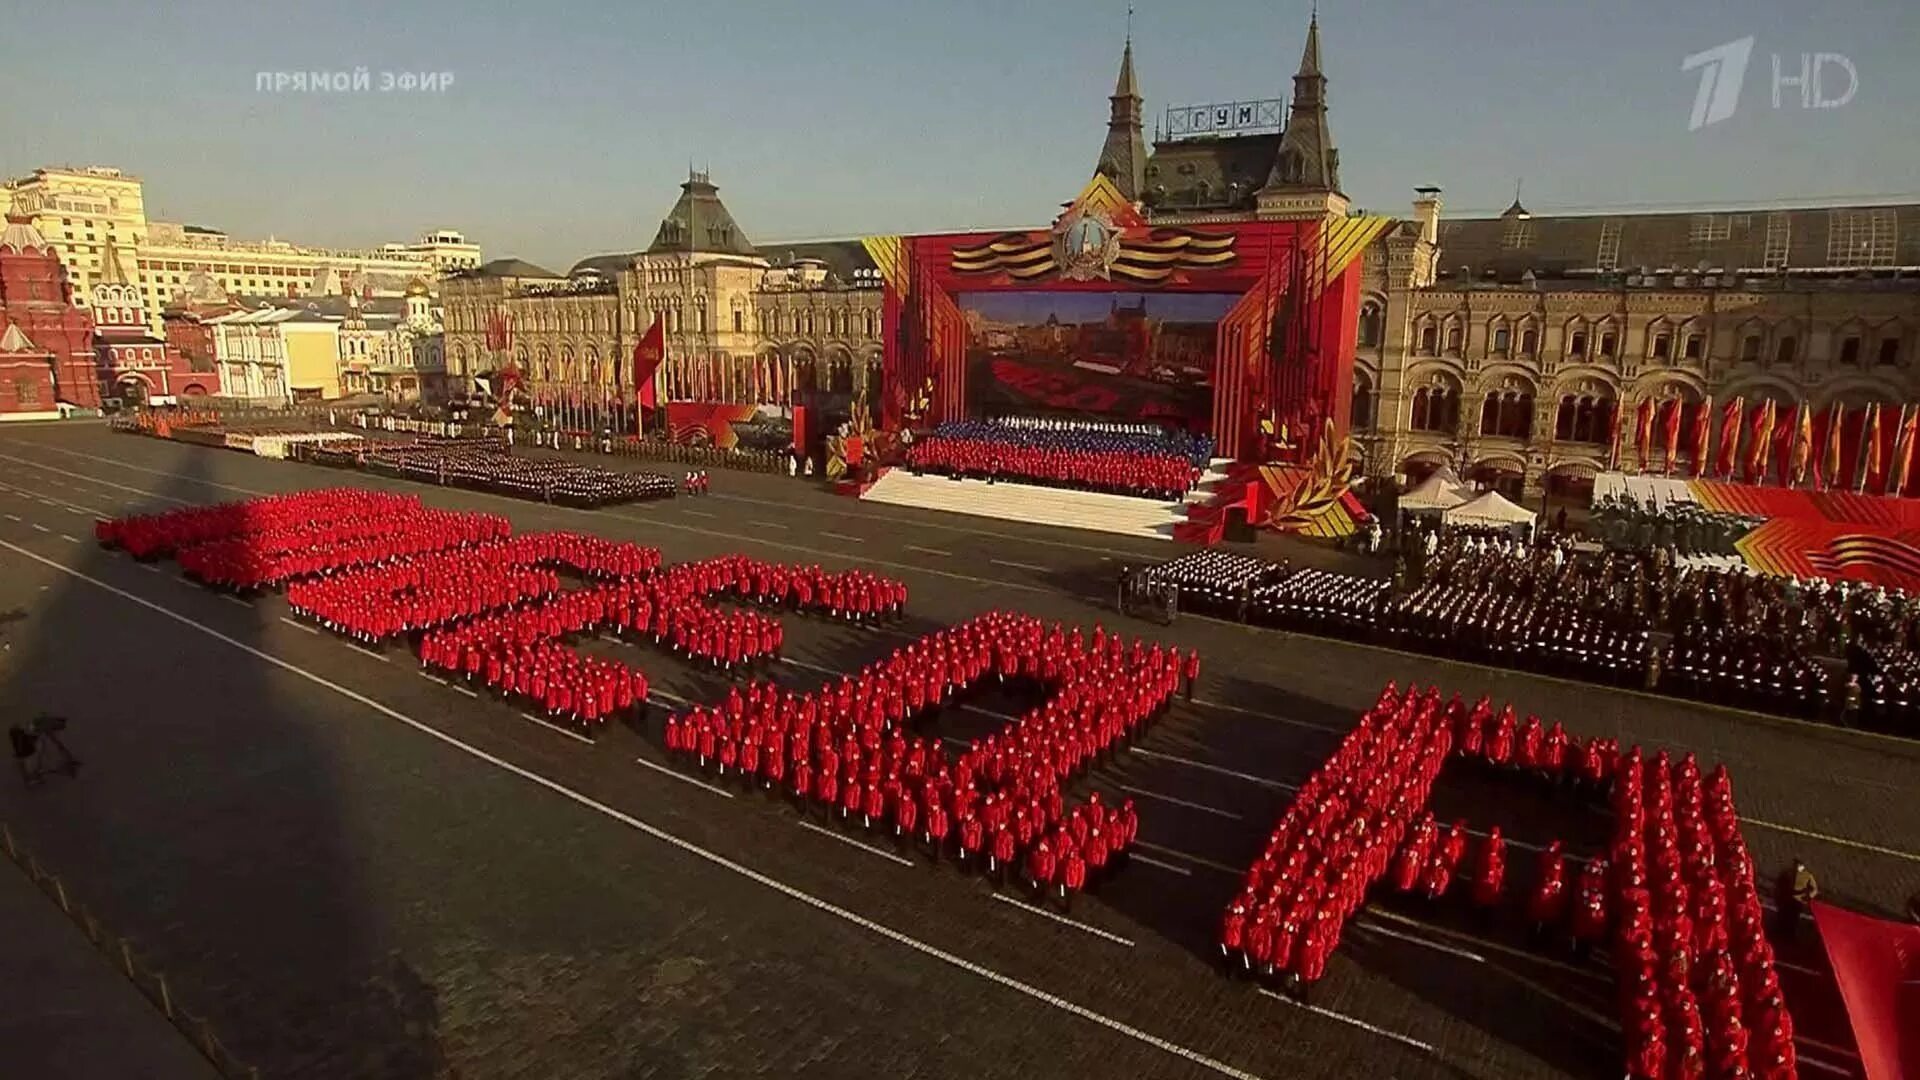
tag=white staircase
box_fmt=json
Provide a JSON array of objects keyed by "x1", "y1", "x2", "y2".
[{"x1": 860, "y1": 459, "x2": 1236, "y2": 541}]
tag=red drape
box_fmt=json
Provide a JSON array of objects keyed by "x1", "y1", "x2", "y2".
[{"x1": 1811, "y1": 902, "x2": 1920, "y2": 1080}]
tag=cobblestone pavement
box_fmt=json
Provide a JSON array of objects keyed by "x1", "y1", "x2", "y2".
[{"x1": 0, "y1": 425, "x2": 1904, "y2": 1080}]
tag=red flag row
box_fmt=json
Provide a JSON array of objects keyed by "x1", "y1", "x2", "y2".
[{"x1": 1616, "y1": 396, "x2": 1919, "y2": 496}]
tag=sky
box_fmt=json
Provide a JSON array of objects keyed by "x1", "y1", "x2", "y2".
[{"x1": 2, "y1": 0, "x2": 1915, "y2": 271}]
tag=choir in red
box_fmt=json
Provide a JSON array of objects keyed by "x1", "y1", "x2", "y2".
[
  {"x1": 1224, "y1": 682, "x2": 1798, "y2": 1077},
  {"x1": 664, "y1": 612, "x2": 1195, "y2": 908},
  {"x1": 906, "y1": 437, "x2": 1198, "y2": 500}
]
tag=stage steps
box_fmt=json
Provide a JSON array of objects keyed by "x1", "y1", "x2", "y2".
[{"x1": 860, "y1": 468, "x2": 1200, "y2": 540}]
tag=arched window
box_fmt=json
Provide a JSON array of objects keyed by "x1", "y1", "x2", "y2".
[
  {"x1": 1839, "y1": 335, "x2": 1862, "y2": 366},
  {"x1": 1410, "y1": 386, "x2": 1457, "y2": 433},
  {"x1": 864, "y1": 311, "x2": 876, "y2": 337},
  {"x1": 1521, "y1": 327, "x2": 1538, "y2": 356},
  {"x1": 1444, "y1": 323, "x2": 1462, "y2": 356},
  {"x1": 805, "y1": 311, "x2": 816, "y2": 336},
  {"x1": 1358, "y1": 303, "x2": 1384, "y2": 347},
  {"x1": 1419, "y1": 323, "x2": 1438, "y2": 354},
  {"x1": 1350, "y1": 373, "x2": 1376, "y2": 430},
  {"x1": 1776, "y1": 335, "x2": 1797, "y2": 365},
  {"x1": 1479, "y1": 389, "x2": 1534, "y2": 439},
  {"x1": 1491, "y1": 324, "x2": 1511, "y2": 354}
]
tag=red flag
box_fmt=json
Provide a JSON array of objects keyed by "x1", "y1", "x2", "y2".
[
  {"x1": 1790, "y1": 403, "x2": 1813, "y2": 487},
  {"x1": 1891, "y1": 405, "x2": 1918, "y2": 497},
  {"x1": 632, "y1": 316, "x2": 666, "y2": 409},
  {"x1": 1862, "y1": 402, "x2": 1887, "y2": 493},
  {"x1": 1717, "y1": 395, "x2": 1743, "y2": 479},
  {"x1": 1691, "y1": 394, "x2": 1713, "y2": 477},
  {"x1": 1747, "y1": 401, "x2": 1776, "y2": 482},
  {"x1": 1821, "y1": 404, "x2": 1845, "y2": 490},
  {"x1": 1660, "y1": 399, "x2": 1683, "y2": 475},
  {"x1": 1634, "y1": 398, "x2": 1655, "y2": 471},
  {"x1": 1770, "y1": 404, "x2": 1797, "y2": 486}
]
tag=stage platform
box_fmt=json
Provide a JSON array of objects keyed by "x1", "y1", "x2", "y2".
[{"x1": 859, "y1": 462, "x2": 1233, "y2": 541}]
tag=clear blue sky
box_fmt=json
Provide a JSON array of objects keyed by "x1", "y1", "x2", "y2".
[{"x1": 3, "y1": 0, "x2": 1915, "y2": 271}]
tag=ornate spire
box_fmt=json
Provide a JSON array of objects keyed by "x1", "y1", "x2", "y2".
[
  {"x1": 1095, "y1": 33, "x2": 1148, "y2": 201},
  {"x1": 1261, "y1": 9, "x2": 1341, "y2": 197},
  {"x1": 100, "y1": 236, "x2": 134, "y2": 285}
]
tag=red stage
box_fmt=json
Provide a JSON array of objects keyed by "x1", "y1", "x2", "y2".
[{"x1": 866, "y1": 176, "x2": 1390, "y2": 463}]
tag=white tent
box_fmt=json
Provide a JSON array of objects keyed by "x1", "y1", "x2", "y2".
[
  {"x1": 1444, "y1": 490, "x2": 1538, "y2": 531},
  {"x1": 1400, "y1": 472, "x2": 1473, "y2": 512}
]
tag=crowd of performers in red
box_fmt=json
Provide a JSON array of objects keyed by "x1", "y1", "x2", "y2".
[
  {"x1": 663, "y1": 613, "x2": 1199, "y2": 909},
  {"x1": 1220, "y1": 684, "x2": 1797, "y2": 1078},
  {"x1": 905, "y1": 437, "x2": 1198, "y2": 501},
  {"x1": 98, "y1": 489, "x2": 425, "y2": 560}
]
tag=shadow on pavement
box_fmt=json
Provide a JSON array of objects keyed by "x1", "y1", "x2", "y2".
[{"x1": 0, "y1": 441, "x2": 450, "y2": 1078}]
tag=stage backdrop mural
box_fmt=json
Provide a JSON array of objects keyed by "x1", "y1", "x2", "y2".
[
  {"x1": 958, "y1": 291, "x2": 1233, "y2": 430},
  {"x1": 867, "y1": 174, "x2": 1391, "y2": 462}
]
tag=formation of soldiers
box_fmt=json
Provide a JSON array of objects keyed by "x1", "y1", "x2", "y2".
[
  {"x1": 97, "y1": 488, "x2": 420, "y2": 560},
  {"x1": 664, "y1": 612, "x2": 1194, "y2": 909},
  {"x1": 1131, "y1": 530, "x2": 1920, "y2": 733},
  {"x1": 906, "y1": 419, "x2": 1204, "y2": 500},
  {"x1": 361, "y1": 442, "x2": 679, "y2": 506}
]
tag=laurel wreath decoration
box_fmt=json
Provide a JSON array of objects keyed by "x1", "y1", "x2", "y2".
[{"x1": 1265, "y1": 418, "x2": 1356, "y2": 530}]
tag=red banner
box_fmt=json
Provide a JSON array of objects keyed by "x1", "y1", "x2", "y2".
[
  {"x1": 1717, "y1": 395, "x2": 1744, "y2": 480},
  {"x1": 1748, "y1": 401, "x2": 1777, "y2": 483},
  {"x1": 1863, "y1": 402, "x2": 1887, "y2": 493},
  {"x1": 1893, "y1": 405, "x2": 1918, "y2": 498},
  {"x1": 1661, "y1": 399, "x2": 1683, "y2": 475},
  {"x1": 1812, "y1": 902, "x2": 1920, "y2": 1080},
  {"x1": 633, "y1": 316, "x2": 666, "y2": 409},
  {"x1": 1634, "y1": 398, "x2": 1655, "y2": 472},
  {"x1": 1691, "y1": 394, "x2": 1713, "y2": 478},
  {"x1": 1790, "y1": 403, "x2": 1813, "y2": 487}
]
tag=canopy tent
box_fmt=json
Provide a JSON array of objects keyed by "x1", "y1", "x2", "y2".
[
  {"x1": 1444, "y1": 490, "x2": 1538, "y2": 531},
  {"x1": 1400, "y1": 472, "x2": 1474, "y2": 513}
]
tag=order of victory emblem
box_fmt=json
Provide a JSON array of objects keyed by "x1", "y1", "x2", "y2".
[{"x1": 1053, "y1": 206, "x2": 1125, "y2": 281}]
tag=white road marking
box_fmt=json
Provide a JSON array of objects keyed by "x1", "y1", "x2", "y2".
[
  {"x1": 1795, "y1": 1034, "x2": 1859, "y2": 1059},
  {"x1": 1131, "y1": 841, "x2": 1244, "y2": 876},
  {"x1": 681, "y1": 509, "x2": 717, "y2": 518},
  {"x1": 350, "y1": 644, "x2": 392, "y2": 663},
  {"x1": 4, "y1": 538, "x2": 1276, "y2": 1080},
  {"x1": 1130, "y1": 748, "x2": 1296, "y2": 791},
  {"x1": 1186, "y1": 695, "x2": 1346, "y2": 734},
  {"x1": 1795, "y1": 1053, "x2": 1853, "y2": 1076},
  {"x1": 140, "y1": 563, "x2": 162, "y2": 573},
  {"x1": 991, "y1": 894, "x2": 1135, "y2": 947},
  {"x1": 416, "y1": 670, "x2": 447, "y2": 685},
  {"x1": 1, "y1": 513, "x2": 18, "y2": 522},
  {"x1": 1355, "y1": 920, "x2": 1486, "y2": 962},
  {"x1": 451, "y1": 684, "x2": 479, "y2": 698},
  {"x1": 1773, "y1": 958, "x2": 1827, "y2": 978},
  {"x1": 821, "y1": 531, "x2": 864, "y2": 543},
  {"x1": 0, "y1": 452, "x2": 199, "y2": 503},
  {"x1": 277, "y1": 616, "x2": 320, "y2": 635},
  {"x1": 30, "y1": 523, "x2": 48, "y2": 533},
  {"x1": 990, "y1": 559, "x2": 1048, "y2": 573},
  {"x1": 1743, "y1": 816, "x2": 1920, "y2": 864},
  {"x1": 798, "y1": 820, "x2": 916, "y2": 867},
  {"x1": 1115, "y1": 784, "x2": 1243, "y2": 820},
  {"x1": 632, "y1": 755, "x2": 736, "y2": 799},
  {"x1": 1130, "y1": 854, "x2": 1193, "y2": 877},
  {"x1": 751, "y1": 520, "x2": 791, "y2": 531},
  {"x1": 907, "y1": 545, "x2": 952, "y2": 557},
  {"x1": 59, "y1": 533, "x2": 79, "y2": 543},
  {"x1": 1362, "y1": 908, "x2": 1607, "y2": 983},
  {"x1": 1256, "y1": 989, "x2": 1436, "y2": 1056},
  {"x1": 520, "y1": 711, "x2": 596, "y2": 745},
  {"x1": 219, "y1": 594, "x2": 251, "y2": 608}
]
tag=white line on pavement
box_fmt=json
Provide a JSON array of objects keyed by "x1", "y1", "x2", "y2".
[
  {"x1": 1, "y1": 513, "x2": 18, "y2": 522},
  {"x1": 1362, "y1": 908, "x2": 1606, "y2": 983},
  {"x1": 632, "y1": 755, "x2": 736, "y2": 799},
  {"x1": 907, "y1": 545, "x2": 952, "y2": 557},
  {"x1": 1256, "y1": 989, "x2": 1436, "y2": 1056},
  {"x1": 277, "y1": 616, "x2": 320, "y2": 635},
  {"x1": 2, "y1": 538, "x2": 1275, "y2": 1080},
  {"x1": 1115, "y1": 784, "x2": 1244, "y2": 820},
  {"x1": 350, "y1": 644, "x2": 392, "y2": 663},
  {"x1": 681, "y1": 509, "x2": 717, "y2": 518},
  {"x1": 1186, "y1": 695, "x2": 1346, "y2": 734},
  {"x1": 751, "y1": 520, "x2": 791, "y2": 530},
  {"x1": 59, "y1": 534, "x2": 79, "y2": 543},
  {"x1": 798, "y1": 820, "x2": 916, "y2": 867},
  {"x1": 520, "y1": 711, "x2": 596, "y2": 745},
  {"x1": 451, "y1": 684, "x2": 479, "y2": 698},
  {"x1": 991, "y1": 894, "x2": 1135, "y2": 947},
  {"x1": 1130, "y1": 748, "x2": 1296, "y2": 791},
  {"x1": 1130, "y1": 854, "x2": 1193, "y2": 877},
  {"x1": 1773, "y1": 958, "x2": 1827, "y2": 978},
  {"x1": 1795, "y1": 1053, "x2": 1853, "y2": 1076},
  {"x1": 30, "y1": 523, "x2": 48, "y2": 533},
  {"x1": 1354, "y1": 920, "x2": 1486, "y2": 963},
  {"x1": 219, "y1": 594, "x2": 251, "y2": 608},
  {"x1": 990, "y1": 559, "x2": 1048, "y2": 573},
  {"x1": 821, "y1": 531, "x2": 864, "y2": 543},
  {"x1": 140, "y1": 563, "x2": 161, "y2": 573},
  {"x1": 1743, "y1": 816, "x2": 1920, "y2": 864},
  {"x1": 1131, "y1": 841, "x2": 1244, "y2": 876}
]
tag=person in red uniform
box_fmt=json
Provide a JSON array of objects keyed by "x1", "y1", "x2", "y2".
[
  {"x1": 1569, "y1": 855, "x2": 1610, "y2": 957},
  {"x1": 1525, "y1": 841, "x2": 1568, "y2": 938},
  {"x1": 1470, "y1": 827, "x2": 1507, "y2": 911}
]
